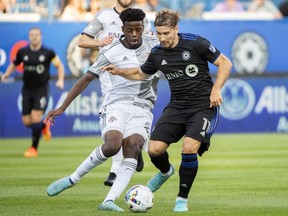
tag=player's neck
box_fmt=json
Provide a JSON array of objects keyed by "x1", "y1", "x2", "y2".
[
  {"x1": 115, "y1": 5, "x2": 130, "y2": 14},
  {"x1": 171, "y1": 35, "x2": 180, "y2": 48},
  {"x1": 30, "y1": 43, "x2": 41, "y2": 51}
]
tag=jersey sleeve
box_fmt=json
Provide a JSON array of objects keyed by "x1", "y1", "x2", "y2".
[
  {"x1": 196, "y1": 37, "x2": 221, "y2": 63},
  {"x1": 49, "y1": 49, "x2": 56, "y2": 60},
  {"x1": 140, "y1": 53, "x2": 158, "y2": 75},
  {"x1": 88, "y1": 49, "x2": 110, "y2": 76},
  {"x1": 82, "y1": 13, "x2": 103, "y2": 38},
  {"x1": 13, "y1": 49, "x2": 23, "y2": 66},
  {"x1": 143, "y1": 17, "x2": 152, "y2": 36}
]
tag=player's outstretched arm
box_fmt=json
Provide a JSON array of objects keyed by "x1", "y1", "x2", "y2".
[
  {"x1": 102, "y1": 65, "x2": 147, "y2": 81},
  {"x1": 1, "y1": 63, "x2": 16, "y2": 83},
  {"x1": 210, "y1": 53, "x2": 232, "y2": 107},
  {"x1": 52, "y1": 55, "x2": 65, "y2": 90},
  {"x1": 78, "y1": 34, "x2": 113, "y2": 49},
  {"x1": 44, "y1": 72, "x2": 95, "y2": 125}
]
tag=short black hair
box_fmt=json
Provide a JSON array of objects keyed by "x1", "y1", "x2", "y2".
[{"x1": 119, "y1": 8, "x2": 146, "y2": 23}]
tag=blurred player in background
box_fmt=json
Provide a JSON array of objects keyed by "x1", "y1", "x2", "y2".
[
  {"x1": 77, "y1": 0, "x2": 153, "y2": 186},
  {"x1": 1, "y1": 27, "x2": 65, "y2": 158},
  {"x1": 45, "y1": 8, "x2": 159, "y2": 211},
  {"x1": 103, "y1": 9, "x2": 232, "y2": 212}
]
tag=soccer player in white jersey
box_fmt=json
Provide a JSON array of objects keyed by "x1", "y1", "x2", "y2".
[
  {"x1": 78, "y1": 0, "x2": 152, "y2": 186},
  {"x1": 45, "y1": 8, "x2": 160, "y2": 212}
]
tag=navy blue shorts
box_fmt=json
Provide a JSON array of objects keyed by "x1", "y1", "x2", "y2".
[
  {"x1": 151, "y1": 106, "x2": 219, "y2": 155},
  {"x1": 21, "y1": 86, "x2": 49, "y2": 115}
]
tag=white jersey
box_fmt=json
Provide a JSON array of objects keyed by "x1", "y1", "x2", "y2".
[
  {"x1": 82, "y1": 7, "x2": 152, "y2": 49},
  {"x1": 88, "y1": 35, "x2": 160, "y2": 111}
]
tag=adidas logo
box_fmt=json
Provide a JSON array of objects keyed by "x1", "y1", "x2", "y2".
[
  {"x1": 122, "y1": 56, "x2": 129, "y2": 61},
  {"x1": 200, "y1": 131, "x2": 206, "y2": 137},
  {"x1": 108, "y1": 116, "x2": 117, "y2": 122},
  {"x1": 111, "y1": 21, "x2": 117, "y2": 25},
  {"x1": 161, "y1": 59, "x2": 167, "y2": 65}
]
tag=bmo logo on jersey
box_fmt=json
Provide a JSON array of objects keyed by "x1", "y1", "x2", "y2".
[
  {"x1": 165, "y1": 64, "x2": 199, "y2": 80},
  {"x1": 165, "y1": 70, "x2": 184, "y2": 80}
]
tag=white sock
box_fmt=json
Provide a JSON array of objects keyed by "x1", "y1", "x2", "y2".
[
  {"x1": 70, "y1": 145, "x2": 107, "y2": 183},
  {"x1": 110, "y1": 148, "x2": 123, "y2": 174},
  {"x1": 103, "y1": 158, "x2": 137, "y2": 203}
]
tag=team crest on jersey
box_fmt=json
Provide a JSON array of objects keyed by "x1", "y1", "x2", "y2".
[
  {"x1": 39, "y1": 55, "x2": 45, "y2": 62},
  {"x1": 185, "y1": 64, "x2": 198, "y2": 77},
  {"x1": 24, "y1": 55, "x2": 29, "y2": 61},
  {"x1": 182, "y1": 51, "x2": 190, "y2": 60}
]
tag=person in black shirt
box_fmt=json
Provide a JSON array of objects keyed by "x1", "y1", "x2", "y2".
[
  {"x1": 1, "y1": 27, "x2": 65, "y2": 158},
  {"x1": 103, "y1": 9, "x2": 232, "y2": 212}
]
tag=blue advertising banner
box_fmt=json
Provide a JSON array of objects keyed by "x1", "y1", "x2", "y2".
[
  {"x1": 0, "y1": 77, "x2": 287, "y2": 138},
  {"x1": 219, "y1": 78, "x2": 288, "y2": 133}
]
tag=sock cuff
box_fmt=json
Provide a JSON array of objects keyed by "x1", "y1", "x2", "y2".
[
  {"x1": 98, "y1": 145, "x2": 108, "y2": 160},
  {"x1": 181, "y1": 153, "x2": 197, "y2": 159},
  {"x1": 122, "y1": 158, "x2": 137, "y2": 171},
  {"x1": 181, "y1": 153, "x2": 198, "y2": 168}
]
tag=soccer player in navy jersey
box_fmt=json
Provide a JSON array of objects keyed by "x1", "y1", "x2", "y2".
[
  {"x1": 103, "y1": 9, "x2": 232, "y2": 212},
  {"x1": 1, "y1": 27, "x2": 65, "y2": 158}
]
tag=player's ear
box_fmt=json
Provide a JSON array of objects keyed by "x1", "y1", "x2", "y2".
[{"x1": 175, "y1": 25, "x2": 179, "y2": 33}]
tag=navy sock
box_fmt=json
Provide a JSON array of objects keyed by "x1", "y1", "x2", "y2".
[
  {"x1": 178, "y1": 153, "x2": 198, "y2": 198},
  {"x1": 31, "y1": 123, "x2": 42, "y2": 149},
  {"x1": 149, "y1": 151, "x2": 171, "y2": 173}
]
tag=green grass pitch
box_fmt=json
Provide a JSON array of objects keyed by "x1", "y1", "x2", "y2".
[{"x1": 1, "y1": 133, "x2": 287, "y2": 215}]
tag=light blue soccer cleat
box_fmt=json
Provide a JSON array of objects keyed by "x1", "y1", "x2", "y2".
[
  {"x1": 98, "y1": 200, "x2": 124, "y2": 212},
  {"x1": 147, "y1": 164, "x2": 175, "y2": 192},
  {"x1": 173, "y1": 198, "x2": 188, "y2": 212},
  {"x1": 47, "y1": 176, "x2": 74, "y2": 196}
]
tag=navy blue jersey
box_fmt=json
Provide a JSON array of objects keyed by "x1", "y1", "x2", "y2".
[
  {"x1": 13, "y1": 45, "x2": 56, "y2": 91},
  {"x1": 141, "y1": 33, "x2": 221, "y2": 109}
]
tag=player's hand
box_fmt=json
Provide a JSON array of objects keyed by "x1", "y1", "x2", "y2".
[
  {"x1": 56, "y1": 79, "x2": 64, "y2": 90},
  {"x1": 44, "y1": 108, "x2": 64, "y2": 126},
  {"x1": 101, "y1": 65, "x2": 120, "y2": 75},
  {"x1": 210, "y1": 87, "x2": 222, "y2": 107},
  {"x1": 99, "y1": 36, "x2": 113, "y2": 47},
  {"x1": 0, "y1": 74, "x2": 8, "y2": 83}
]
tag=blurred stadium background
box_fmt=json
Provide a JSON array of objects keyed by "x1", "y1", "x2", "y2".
[{"x1": 0, "y1": 0, "x2": 288, "y2": 138}]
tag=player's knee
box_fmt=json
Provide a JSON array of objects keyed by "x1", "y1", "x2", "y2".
[
  {"x1": 102, "y1": 143, "x2": 121, "y2": 157},
  {"x1": 182, "y1": 143, "x2": 200, "y2": 154},
  {"x1": 124, "y1": 140, "x2": 142, "y2": 154},
  {"x1": 148, "y1": 146, "x2": 164, "y2": 157}
]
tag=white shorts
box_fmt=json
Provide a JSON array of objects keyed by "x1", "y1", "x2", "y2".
[{"x1": 99, "y1": 103, "x2": 153, "y2": 151}]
